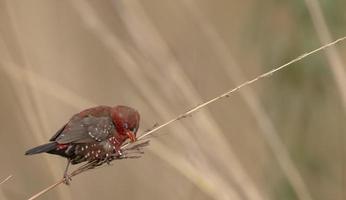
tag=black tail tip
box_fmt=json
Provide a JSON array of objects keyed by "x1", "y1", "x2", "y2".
[
  {"x1": 25, "y1": 150, "x2": 35, "y2": 155},
  {"x1": 25, "y1": 142, "x2": 57, "y2": 155}
]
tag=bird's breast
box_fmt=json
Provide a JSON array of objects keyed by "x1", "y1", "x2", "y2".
[{"x1": 72, "y1": 135, "x2": 123, "y2": 164}]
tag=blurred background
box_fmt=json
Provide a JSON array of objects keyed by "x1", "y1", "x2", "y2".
[{"x1": 0, "y1": 0, "x2": 345, "y2": 199}]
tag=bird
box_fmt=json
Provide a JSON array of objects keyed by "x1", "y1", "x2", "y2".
[{"x1": 25, "y1": 105, "x2": 140, "y2": 184}]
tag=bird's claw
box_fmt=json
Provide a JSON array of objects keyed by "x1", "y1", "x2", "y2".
[{"x1": 63, "y1": 174, "x2": 72, "y2": 185}]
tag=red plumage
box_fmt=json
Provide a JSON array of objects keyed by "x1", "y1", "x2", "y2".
[{"x1": 25, "y1": 105, "x2": 140, "y2": 183}]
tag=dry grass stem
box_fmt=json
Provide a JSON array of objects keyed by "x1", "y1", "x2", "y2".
[
  {"x1": 0, "y1": 1, "x2": 344, "y2": 200},
  {"x1": 27, "y1": 141, "x2": 149, "y2": 200},
  {"x1": 24, "y1": 34, "x2": 346, "y2": 200},
  {"x1": 304, "y1": 1, "x2": 346, "y2": 199},
  {"x1": 179, "y1": 1, "x2": 314, "y2": 200},
  {"x1": 304, "y1": 0, "x2": 346, "y2": 108},
  {"x1": 116, "y1": 1, "x2": 262, "y2": 199},
  {"x1": 73, "y1": 1, "x2": 249, "y2": 199},
  {"x1": 150, "y1": 141, "x2": 241, "y2": 200},
  {"x1": 0, "y1": 175, "x2": 12, "y2": 185},
  {"x1": 131, "y1": 36, "x2": 346, "y2": 143},
  {"x1": 2, "y1": 2, "x2": 72, "y2": 199},
  {"x1": 18, "y1": 35, "x2": 346, "y2": 200}
]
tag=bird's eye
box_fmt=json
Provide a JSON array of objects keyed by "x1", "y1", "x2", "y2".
[
  {"x1": 123, "y1": 123, "x2": 128, "y2": 129},
  {"x1": 131, "y1": 128, "x2": 137, "y2": 133}
]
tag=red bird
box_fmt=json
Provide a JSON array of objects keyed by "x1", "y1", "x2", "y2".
[{"x1": 25, "y1": 105, "x2": 139, "y2": 183}]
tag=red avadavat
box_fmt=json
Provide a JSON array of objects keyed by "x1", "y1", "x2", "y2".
[{"x1": 25, "y1": 105, "x2": 140, "y2": 183}]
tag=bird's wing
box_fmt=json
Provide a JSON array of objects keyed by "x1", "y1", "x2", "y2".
[
  {"x1": 49, "y1": 124, "x2": 67, "y2": 141},
  {"x1": 55, "y1": 116, "x2": 115, "y2": 144}
]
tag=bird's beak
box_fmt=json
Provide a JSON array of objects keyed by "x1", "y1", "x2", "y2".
[{"x1": 126, "y1": 131, "x2": 136, "y2": 143}]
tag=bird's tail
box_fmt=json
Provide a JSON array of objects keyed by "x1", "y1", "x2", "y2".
[{"x1": 25, "y1": 142, "x2": 57, "y2": 155}]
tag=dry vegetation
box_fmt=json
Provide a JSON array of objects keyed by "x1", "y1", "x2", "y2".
[{"x1": 0, "y1": 0, "x2": 345, "y2": 200}]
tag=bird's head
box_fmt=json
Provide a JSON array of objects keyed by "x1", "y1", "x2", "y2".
[{"x1": 111, "y1": 105, "x2": 140, "y2": 142}]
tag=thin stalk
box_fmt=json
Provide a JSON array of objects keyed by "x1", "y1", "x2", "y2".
[
  {"x1": 304, "y1": 1, "x2": 346, "y2": 199},
  {"x1": 25, "y1": 36, "x2": 346, "y2": 200},
  {"x1": 0, "y1": 175, "x2": 12, "y2": 185},
  {"x1": 127, "y1": 36, "x2": 346, "y2": 145}
]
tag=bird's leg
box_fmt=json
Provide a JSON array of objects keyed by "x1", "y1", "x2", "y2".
[{"x1": 63, "y1": 159, "x2": 72, "y2": 185}]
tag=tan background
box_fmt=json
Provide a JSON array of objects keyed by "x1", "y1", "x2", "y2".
[{"x1": 0, "y1": 0, "x2": 345, "y2": 200}]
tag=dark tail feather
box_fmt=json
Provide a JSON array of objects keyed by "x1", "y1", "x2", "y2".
[{"x1": 25, "y1": 142, "x2": 57, "y2": 155}]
